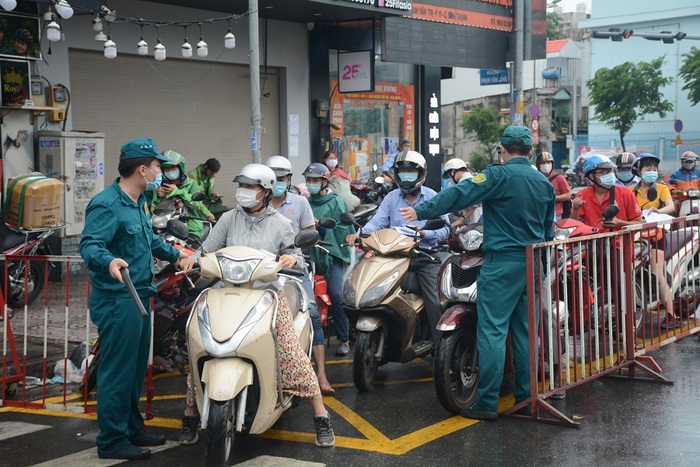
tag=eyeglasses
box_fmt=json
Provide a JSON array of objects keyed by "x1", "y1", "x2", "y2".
[{"x1": 594, "y1": 169, "x2": 613, "y2": 176}]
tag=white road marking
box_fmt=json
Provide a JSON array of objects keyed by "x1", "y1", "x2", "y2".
[{"x1": 0, "y1": 421, "x2": 51, "y2": 441}]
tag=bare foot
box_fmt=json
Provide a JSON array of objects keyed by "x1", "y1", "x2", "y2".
[{"x1": 319, "y1": 380, "x2": 335, "y2": 396}]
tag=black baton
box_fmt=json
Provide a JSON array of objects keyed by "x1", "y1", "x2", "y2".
[{"x1": 120, "y1": 268, "x2": 149, "y2": 320}]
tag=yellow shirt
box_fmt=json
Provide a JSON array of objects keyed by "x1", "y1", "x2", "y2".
[{"x1": 635, "y1": 182, "x2": 672, "y2": 210}]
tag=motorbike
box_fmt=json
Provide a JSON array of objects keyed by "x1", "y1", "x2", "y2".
[
  {"x1": 565, "y1": 168, "x2": 587, "y2": 188},
  {"x1": 671, "y1": 187, "x2": 700, "y2": 218},
  {"x1": 187, "y1": 229, "x2": 319, "y2": 466},
  {"x1": 0, "y1": 223, "x2": 59, "y2": 309},
  {"x1": 339, "y1": 212, "x2": 448, "y2": 391}
]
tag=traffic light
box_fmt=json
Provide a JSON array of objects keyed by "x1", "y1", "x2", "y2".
[
  {"x1": 641, "y1": 31, "x2": 686, "y2": 44},
  {"x1": 591, "y1": 28, "x2": 633, "y2": 41}
]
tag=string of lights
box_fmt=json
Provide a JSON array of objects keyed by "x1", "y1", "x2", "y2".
[{"x1": 0, "y1": 1, "x2": 249, "y2": 59}]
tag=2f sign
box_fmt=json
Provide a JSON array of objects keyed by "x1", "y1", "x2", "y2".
[{"x1": 339, "y1": 51, "x2": 374, "y2": 93}]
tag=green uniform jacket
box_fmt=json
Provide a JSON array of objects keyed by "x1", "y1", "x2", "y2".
[
  {"x1": 80, "y1": 179, "x2": 181, "y2": 297},
  {"x1": 188, "y1": 164, "x2": 218, "y2": 202},
  {"x1": 307, "y1": 192, "x2": 356, "y2": 277},
  {"x1": 415, "y1": 158, "x2": 555, "y2": 259},
  {"x1": 144, "y1": 176, "x2": 211, "y2": 239}
]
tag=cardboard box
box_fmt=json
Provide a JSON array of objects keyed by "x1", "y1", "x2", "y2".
[{"x1": 4, "y1": 172, "x2": 64, "y2": 230}]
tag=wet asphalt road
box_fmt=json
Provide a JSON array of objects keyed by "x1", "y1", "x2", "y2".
[{"x1": 2, "y1": 336, "x2": 700, "y2": 466}]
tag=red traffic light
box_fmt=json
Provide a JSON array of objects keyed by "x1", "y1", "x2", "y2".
[{"x1": 622, "y1": 29, "x2": 633, "y2": 39}]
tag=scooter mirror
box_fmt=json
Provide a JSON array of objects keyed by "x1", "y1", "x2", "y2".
[
  {"x1": 372, "y1": 164, "x2": 378, "y2": 171},
  {"x1": 340, "y1": 212, "x2": 356, "y2": 225},
  {"x1": 191, "y1": 192, "x2": 207, "y2": 202},
  {"x1": 423, "y1": 218, "x2": 447, "y2": 230},
  {"x1": 294, "y1": 229, "x2": 320, "y2": 249},
  {"x1": 167, "y1": 219, "x2": 190, "y2": 240},
  {"x1": 602, "y1": 205, "x2": 620, "y2": 220},
  {"x1": 318, "y1": 217, "x2": 336, "y2": 229}
]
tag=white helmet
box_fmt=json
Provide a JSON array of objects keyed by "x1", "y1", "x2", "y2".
[
  {"x1": 233, "y1": 163, "x2": 276, "y2": 190},
  {"x1": 265, "y1": 155, "x2": 293, "y2": 177},
  {"x1": 442, "y1": 158, "x2": 468, "y2": 179},
  {"x1": 393, "y1": 150, "x2": 427, "y2": 194}
]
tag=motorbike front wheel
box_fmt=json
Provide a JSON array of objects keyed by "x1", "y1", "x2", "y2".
[
  {"x1": 433, "y1": 327, "x2": 479, "y2": 414},
  {"x1": 207, "y1": 399, "x2": 236, "y2": 467},
  {"x1": 3, "y1": 260, "x2": 45, "y2": 308},
  {"x1": 353, "y1": 329, "x2": 382, "y2": 391}
]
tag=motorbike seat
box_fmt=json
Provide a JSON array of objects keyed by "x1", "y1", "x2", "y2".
[
  {"x1": 400, "y1": 271, "x2": 422, "y2": 294},
  {"x1": 664, "y1": 229, "x2": 694, "y2": 261},
  {"x1": 1, "y1": 224, "x2": 38, "y2": 251}
]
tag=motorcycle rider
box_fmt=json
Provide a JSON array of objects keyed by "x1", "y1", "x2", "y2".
[
  {"x1": 399, "y1": 126, "x2": 555, "y2": 419},
  {"x1": 614, "y1": 152, "x2": 640, "y2": 188},
  {"x1": 381, "y1": 138, "x2": 412, "y2": 181},
  {"x1": 178, "y1": 163, "x2": 335, "y2": 448},
  {"x1": 265, "y1": 155, "x2": 335, "y2": 395},
  {"x1": 323, "y1": 149, "x2": 360, "y2": 212},
  {"x1": 536, "y1": 152, "x2": 572, "y2": 221},
  {"x1": 668, "y1": 151, "x2": 700, "y2": 212},
  {"x1": 145, "y1": 150, "x2": 214, "y2": 240},
  {"x1": 347, "y1": 151, "x2": 450, "y2": 345},
  {"x1": 303, "y1": 162, "x2": 356, "y2": 357},
  {"x1": 188, "y1": 158, "x2": 229, "y2": 219},
  {"x1": 442, "y1": 158, "x2": 479, "y2": 228}
]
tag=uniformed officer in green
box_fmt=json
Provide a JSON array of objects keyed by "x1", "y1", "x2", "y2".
[
  {"x1": 400, "y1": 126, "x2": 555, "y2": 419},
  {"x1": 80, "y1": 137, "x2": 192, "y2": 460}
]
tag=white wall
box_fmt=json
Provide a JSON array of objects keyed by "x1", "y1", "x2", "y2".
[{"x1": 33, "y1": 0, "x2": 311, "y2": 176}]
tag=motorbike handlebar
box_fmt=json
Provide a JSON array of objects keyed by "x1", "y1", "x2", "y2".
[
  {"x1": 120, "y1": 268, "x2": 149, "y2": 320},
  {"x1": 280, "y1": 268, "x2": 305, "y2": 277}
]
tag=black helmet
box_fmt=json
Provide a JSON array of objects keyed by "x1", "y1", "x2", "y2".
[
  {"x1": 14, "y1": 28, "x2": 34, "y2": 48},
  {"x1": 536, "y1": 152, "x2": 554, "y2": 167},
  {"x1": 616, "y1": 152, "x2": 637, "y2": 169},
  {"x1": 302, "y1": 162, "x2": 331, "y2": 181}
]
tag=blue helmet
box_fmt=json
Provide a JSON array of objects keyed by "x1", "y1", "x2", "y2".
[
  {"x1": 633, "y1": 153, "x2": 660, "y2": 176},
  {"x1": 582, "y1": 155, "x2": 615, "y2": 176}
]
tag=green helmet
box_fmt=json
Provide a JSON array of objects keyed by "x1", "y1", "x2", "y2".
[{"x1": 161, "y1": 149, "x2": 185, "y2": 169}]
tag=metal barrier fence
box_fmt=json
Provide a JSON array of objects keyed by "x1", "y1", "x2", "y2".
[
  {"x1": 513, "y1": 215, "x2": 700, "y2": 426},
  {"x1": 0, "y1": 255, "x2": 156, "y2": 417}
]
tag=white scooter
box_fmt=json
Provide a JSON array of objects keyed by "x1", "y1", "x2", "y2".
[{"x1": 186, "y1": 230, "x2": 319, "y2": 466}]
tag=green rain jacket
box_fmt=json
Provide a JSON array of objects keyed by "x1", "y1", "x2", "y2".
[
  {"x1": 146, "y1": 160, "x2": 211, "y2": 239},
  {"x1": 415, "y1": 158, "x2": 555, "y2": 260},
  {"x1": 80, "y1": 179, "x2": 181, "y2": 297},
  {"x1": 188, "y1": 163, "x2": 219, "y2": 203},
  {"x1": 307, "y1": 192, "x2": 356, "y2": 277}
]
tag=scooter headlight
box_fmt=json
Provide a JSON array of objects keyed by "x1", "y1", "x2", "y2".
[
  {"x1": 359, "y1": 271, "x2": 398, "y2": 308},
  {"x1": 195, "y1": 290, "x2": 210, "y2": 331},
  {"x1": 459, "y1": 225, "x2": 483, "y2": 251},
  {"x1": 217, "y1": 255, "x2": 261, "y2": 284},
  {"x1": 689, "y1": 189, "x2": 700, "y2": 198},
  {"x1": 554, "y1": 227, "x2": 573, "y2": 241}
]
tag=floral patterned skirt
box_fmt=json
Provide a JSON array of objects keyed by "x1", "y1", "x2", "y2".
[{"x1": 186, "y1": 289, "x2": 320, "y2": 407}]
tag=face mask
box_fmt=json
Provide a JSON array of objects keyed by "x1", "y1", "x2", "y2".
[
  {"x1": 326, "y1": 159, "x2": 338, "y2": 169},
  {"x1": 617, "y1": 170, "x2": 633, "y2": 182},
  {"x1": 144, "y1": 167, "x2": 162, "y2": 191},
  {"x1": 273, "y1": 181, "x2": 288, "y2": 197},
  {"x1": 398, "y1": 172, "x2": 418, "y2": 183},
  {"x1": 642, "y1": 171, "x2": 658, "y2": 184},
  {"x1": 540, "y1": 163, "x2": 553, "y2": 175},
  {"x1": 598, "y1": 173, "x2": 616, "y2": 189},
  {"x1": 163, "y1": 169, "x2": 180, "y2": 181},
  {"x1": 306, "y1": 183, "x2": 322, "y2": 195},
  {"x1": 236, "y1": 187, "x2": 260, "y2": 208},
  {"x1": 683, "y1": 162, "x2": 696, "y2": 171}
]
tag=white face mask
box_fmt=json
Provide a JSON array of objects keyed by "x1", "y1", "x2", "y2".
[
  {"x1": 236, "y1": 187, "x2": 260, "y2": 208},
  {"x1": 540, "y1": 163, "x2": 553, "y2": 175},
  {"x1": 326, "y1": 159, "x2": 338, "y2": 169}
]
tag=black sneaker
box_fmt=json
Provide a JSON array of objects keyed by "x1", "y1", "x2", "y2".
[
  {"x1": 313, "y1": 413, "x2": 336, "y2": 447},
  {"x1": 179, "y1": 415, "x2": 200, "y2": 445}
]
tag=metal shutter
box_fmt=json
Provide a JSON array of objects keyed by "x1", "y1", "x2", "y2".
[{"x1": 68, "y1": 49, "x2": 280, "y2": 203}]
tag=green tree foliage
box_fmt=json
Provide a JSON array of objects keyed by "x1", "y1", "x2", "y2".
[
  {"x1": 547, "y1": 12, "x2": 565, "y2": 41},
  {"x1": 679, "y1": 46, "x2": 700, "y2": 106},
  {"x1": 460, "y1": 106, "x2": 507, "y2": 167},
  {"x1": 587, "y1": 57, "x2": 673, "y2": 151}
]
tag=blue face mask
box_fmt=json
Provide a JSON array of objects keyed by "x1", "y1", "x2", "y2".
[
  {"x1": 398, "y1": 172, "x2": 418, "y2": 183},
  {"x1": 144, "y1": 167, "x2": 162, "y2": 191},
  {"x1": 598, "y1": 173, "x2": 616, "y2": 189},
  {"x1": 306, "y1": 183, "x2": 322, "y2": 195},
  {"x1": 642, "y1": 171, "x2": 658, "y2": 184},
  {"x1": 617, "y1": 171, "x2": 633, "y2": 182},
  {"x1": 273, "y1": 181, "x2": 288, "y2": 197}
]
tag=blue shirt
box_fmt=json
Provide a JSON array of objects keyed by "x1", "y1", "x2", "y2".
[
  {"x1": 381, "y1": 151, "x2": 399, "y2": 173},
  {"x1": 362, "y1": 186, "x2": 450, "y2": 248}
]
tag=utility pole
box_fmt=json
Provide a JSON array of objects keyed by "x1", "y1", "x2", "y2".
[
  {"x1": 512, "y1": 0, "x2": 525, "y2": 126},
  {"x1": 249, "y1": 0, "x2": 262, "y2": 163}
]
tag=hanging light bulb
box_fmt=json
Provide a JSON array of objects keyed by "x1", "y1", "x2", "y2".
[
  {"x1": 138, "y1": 38, "x2": 148, "y2": 55},
  {"x1": 54, "y1": 0, "x2": 73, "y2": 20},
  {"x1": 104, "y1": 36, "x2": 117, "y2": 59},
  {"x1": 94, "y1": 31, "x2": 107, "y2": 42},
  {"x1": 92, "y1": 15, "x2": 102, "y2": 32},
  {"x1": 0, "y1": 0, "x2": 17, "y2": 12},
  {"x1": 182, "y1": 39, "x2": 192, "y2": 58},
  {"x1": 43, "y1": 8, "x2": 54, "y2": 21},
  {"x1": 46, "y1": 20, "x2": 61, "y2": 42},
  {"x1": 197, "y1": 37, "x2": 208, "y2": 57},
  {"x1": 224, "y1": 28, "x2": 236, "y2": 49},
  {"x1": 154, "y1": 40, "x2": 166, "y2": 61}
]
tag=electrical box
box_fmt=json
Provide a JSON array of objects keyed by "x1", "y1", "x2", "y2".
[
  {"x1": 47, "y1": 85, "x2": 68, "y2": 121},
  {"x1": 314, "y1": 99, "x2": 329, "y2": 118},
  {"x1": 30, "y1": 79, "x2": 46, "y2": 107}
]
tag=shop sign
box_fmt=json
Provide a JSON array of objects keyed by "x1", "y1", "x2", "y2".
[{"x1": 335, "y1": 0, "x2": 412, "y2": 12}]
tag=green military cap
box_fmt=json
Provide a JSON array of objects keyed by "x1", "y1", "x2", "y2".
[
  {"x1": 500, "y1": 126, "x2": 533, "y2": 147},
  {"x1": 120, "y1": 137, "x2": 171, "y2": 162}
]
